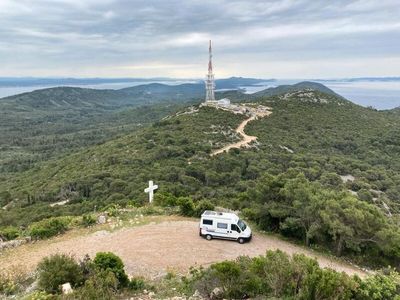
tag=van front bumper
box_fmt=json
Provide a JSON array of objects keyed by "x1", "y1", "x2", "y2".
[{"x1": 244, "y1": 233, "x2": 252, "y2": 242}]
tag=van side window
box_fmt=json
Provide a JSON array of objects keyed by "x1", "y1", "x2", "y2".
[
  {"x1": 202, "y1": 219, "x2": 213, "y2": 225},
  {"x1": 217, "y1": 223, "x2": 228, "y2": 229},
  {"x1": 231, "y1": 224, "x2": 240, "y2": 232}
]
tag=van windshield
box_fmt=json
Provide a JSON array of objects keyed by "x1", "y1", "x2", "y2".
[{"x1": 237, "y1": 220, "x2": 247, "y2": 231}]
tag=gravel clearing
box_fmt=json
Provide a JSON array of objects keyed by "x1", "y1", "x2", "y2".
[{"x1": 0, "y1": 220, "x2": 368, "y2": 279}]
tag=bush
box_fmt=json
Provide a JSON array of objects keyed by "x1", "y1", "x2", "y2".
[
  {"x1": 177, "y1": 197, "x2": 195, "y2": 217},
  {"x1": 0, "y1": 226, "x2": 19, "y2": 241},
  {"x1": 250, "y1": 250, "x2": 293, "y2": 296},
  {"x1": 305, "y1": 268, "x2": 356, "y2": 300},
  {"x1": 139, "y1": 205, "x2": 165, "y2": 216},
  {"x1": 37, "y1": 254, "x2": 84, "y2": 293},
  {"x1": 128, "y1": 277, "x2": 146, "y2": 291},
  {"x1": 0, "y1": 272, "x2": 17, "y2": 296},
  {"x1": 71, "y1": 270, "x2": 118, "y2": 300},
  {"x1": 154, "y1": 192, "x2": 179, "y2": 207},
  {"x1": 29, "y1": 217, "x2": 71, "y2": 239},
  {"x1": 187, "y1": 250, "x2": 389, "y2": 299},
  {"x1": 0, "y1": 267, "x2": 31, "y2": 296},
  {"x1": 24, "y1": 291, "x2": 53, "y2": 300},
  {"x1": 355, "y1": 270, "x2": 400, "y2": 300},
  {"x1": 210, "y1": 261, "x2": 242, "y2": 297},
  {"x1": 81, "y1": 214, "x2": 96, "y2": 227},
  {"x1": 104, "y1": 204, "x2": 121, "y2": 217},
  {"x1": 195, "y1": 200, "x2": 215, "y2": 217},
  {"x1": 93, "y1": 252, "x2": 129, "y2": 287}
]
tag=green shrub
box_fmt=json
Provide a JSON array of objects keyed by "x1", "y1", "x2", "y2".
[
  {"x1": 154, "y1": 192, "x2": 179, "y2": 207},
  {"x1": 93, "y1": 252, "x2": 129, "y2": 287},
  {"x1": 81, "y1": 214, "x2": 96, "y2": 227},
  {"x1": 355, "y1": 270, "x2": 400, "y2": 300},
  {"x1": 195, "y1": 200, "x2": 215, "y2": 217},
  {"x1": 128, "y1": 277, "x2": 146, "y2": 291},
  {"x1": 104, "y1": 204, "x2": 121, "y2": 217},
  {"x1": 0, "y1": 226, "x2": 19, "y2": 241},
  {"x1": 139, "y1": 205, "x2": 165, "y2": 215},
  {"x1": 71, "y1": 270, "x2": 118, "y2": 300},
  {"x1": 0, "y1": 273, "x2": 17, "y2": 295},
  {"x1": 357, "y1": 188, "x2": 374, "y2": 202},
  {"x1": 0, "y1": 267, "x2": 31, "y2": 296},
  {"x1": 210, "y1": 261, "x2": 241, "y2": 297},
  {"x1": 187, "y1": 250, "x2": 391, "y2": 299},
  {"x1": 250, "y1": 250, "x2": 293, "y2": 296},
  {"x1": 29, "y1": 217, "x2": 71, "y2": 239},
  {"x1": 24, "y1": 290, "x2": 53, "y2": 300},
  {"x1": 304, "y1": 268, "x2": 356, "y2": 300},
  {"x1": 37, "y1": 254, "x2": 84, "y2": 293},
  {"x1": 177, "y1": 197, "x2": 195, "y2": 217}
]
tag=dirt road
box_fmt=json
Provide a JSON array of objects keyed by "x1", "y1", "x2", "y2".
[
  {"x1": 0, "y1": 220, "x2": 367, "y2": 279},
  {"x1": 211, "y1": 110, "x2": 271, "y2": 156}
]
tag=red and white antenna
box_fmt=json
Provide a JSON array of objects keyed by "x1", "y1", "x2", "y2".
[{"x1": 205, "y1": 40, "x2": 215, "y2": 102}]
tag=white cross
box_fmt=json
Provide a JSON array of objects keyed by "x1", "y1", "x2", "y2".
[{"x1": 144, "y1": 180, "x2": 158, "y2": 203}]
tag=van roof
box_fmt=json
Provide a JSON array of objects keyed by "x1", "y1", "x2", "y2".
[{"x1": 201, "y1": 210, "x2": 239, "y2": 221}]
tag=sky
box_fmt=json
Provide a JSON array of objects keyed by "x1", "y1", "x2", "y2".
[{"x1": 0, "y1": 0, "x2": 399, "y2": 79}]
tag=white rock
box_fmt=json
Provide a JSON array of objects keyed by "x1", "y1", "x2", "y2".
[
  {"x1": 61, "y1": 282, "x2": 73, "y2": 294},
  {"x1": 97, "y1": 215, "x2": 107, "y2": 224},
  {"x1": 210, "y1": 287, "x2": 223, "y2": 300}
]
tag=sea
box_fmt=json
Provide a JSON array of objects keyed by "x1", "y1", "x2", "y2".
[{"x1": 1, "y1": 79, "x2": 400, "y2": 110}]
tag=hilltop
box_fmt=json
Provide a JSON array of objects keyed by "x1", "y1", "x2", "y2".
[
  {"x1": 251, "y1": 81, "x2": 341, "y2": 98},
  {"x1": 0, "y1": 81, "x2": 338, "y2": 176}
]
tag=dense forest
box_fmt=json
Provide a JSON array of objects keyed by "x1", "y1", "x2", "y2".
[{"x1": 1, "y1": 83, "x2": 400, "y2": 269}]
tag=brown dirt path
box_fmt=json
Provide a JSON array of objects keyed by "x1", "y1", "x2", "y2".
[
  {"x1": 211, "y1": 111, "x2": 272, "y2": 156},
  {"x1": 0, "y1": 220, "x2": 368, "y2": 279}
]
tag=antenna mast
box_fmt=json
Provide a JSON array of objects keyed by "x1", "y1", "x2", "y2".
[{"x1": 205, "y1": 40, "x2": 215, "y2": 102}]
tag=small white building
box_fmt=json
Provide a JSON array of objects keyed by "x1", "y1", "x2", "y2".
[{"x1": 217, "y1": 98, "x2": 231, "y2": 107}]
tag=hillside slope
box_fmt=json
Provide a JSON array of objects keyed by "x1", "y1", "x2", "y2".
[
  {"x1": 2, "y1": 86, "x2": 400, "y2": 268},
  {"x1": 0, "y1": 81, "x2": 324, "y2": 175}
]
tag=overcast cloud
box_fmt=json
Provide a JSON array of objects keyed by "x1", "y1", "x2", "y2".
[{"x1": 0, "y1": 0, "x2": 399, "y2": 78}]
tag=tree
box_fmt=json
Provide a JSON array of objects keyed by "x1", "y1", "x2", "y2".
[
  {"x1": 280, "y1": 175, "x2": 323, "y2": 246},
  {"x1": 320, "y1": 195, "x2": 386, "y2": 256}
]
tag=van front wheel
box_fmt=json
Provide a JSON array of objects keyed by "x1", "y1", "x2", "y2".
[
  {"x1": 238, "y1": 238, "x2": 245, "y2": 244},
  {"x1": 206, "y1": 234, "x2": 212, "y2": 241}
]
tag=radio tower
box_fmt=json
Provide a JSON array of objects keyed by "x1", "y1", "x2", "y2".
[{"x1": 205, "y1": 40, "x2": 216, "y2": 103}]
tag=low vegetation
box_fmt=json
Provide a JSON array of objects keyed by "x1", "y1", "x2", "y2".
[
  {"x1": 5, "y1": 250, "x2": 398, "y2": 299},
  {"x1": 183, "y1": 250, "x2": 400, "y2": 299},
  {"x1": 29, "y1": 216, "x2": 72, "y2": 240}
]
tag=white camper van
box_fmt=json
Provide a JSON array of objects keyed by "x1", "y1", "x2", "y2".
[{"x1": 199, "y1": 210, "x2": 252, "y2": 244}]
